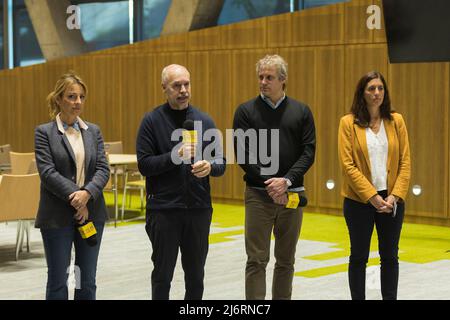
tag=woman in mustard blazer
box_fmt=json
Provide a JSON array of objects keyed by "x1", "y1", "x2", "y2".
[{"x1": 338, "y1": 71, "x2": 410, "y2": 300}]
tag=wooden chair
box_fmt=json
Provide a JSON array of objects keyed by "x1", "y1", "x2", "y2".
[
  {"x1": 121, "y1": 175, "x2": 146, "y2": 221},
  {"x1": 0, "y1": 144, "x2": 11, "y2": 173},
  {"x1": 9, "y1": 151, "x2": 36, "y2": 175},
  {"x1": 104, "y1": 141, "x2": 123, "y2": 155},
  {"x1": 0, "y1": 173, "x2": 40, "y2": 260}
]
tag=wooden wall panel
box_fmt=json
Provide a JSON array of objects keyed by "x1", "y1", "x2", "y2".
[
  {"x1": 120, "y1": 54, "x2": 156, "y2": 154},
  {"x1": 187, "y1": 52, "x2": 210, "y2": 113},
  {"x1": 221, "y1": 18, "x2": 267, "y2": 49},
  {"x1": 188, "y1": 27, "x2": 221, "y2": 51},
  {"x1": 0, "y1": 70, "x2": 17, "y2": 148},
  {"x1": 389, "y1": 63, "x2": 449, "y2": 218},
  {"x1": 344, "y1": 0, "x2": 373, "y2": 44},
  {"x1": 16, "y1": 66, "x2": 48, "y2": 152},
  {"x1": 373, "y1": 0, "x2": 387, "y2": 43},
  {"x1": 344, "y1": 44, "x2": 389, "y2": 111},
  {"x1": 292, "y1": 3, "x2": 344, "y2": 46},
  {"x1": 267, "y1": 12, "x2": 292, "y2": 48},
  {"x1": 153, "y1": 33, "x2": 188, "y2": 52},
  {"x1": 208, "y1": 51, "x2": 234, "y2": 199},
  {"x1": 73, "y1": 55, "x2": 122, "y2": 143},
  {"x1": 314, "y1": 46, "x2": 345, "y2": 209}
]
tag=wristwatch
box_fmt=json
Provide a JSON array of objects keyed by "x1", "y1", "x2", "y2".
[{"x1": 284, "y1": 178, "x2": 292, "y2": 187}]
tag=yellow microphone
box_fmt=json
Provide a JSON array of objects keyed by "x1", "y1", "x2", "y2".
[{"x1": 182, "y1": 119, "x2": 197, "y2": 144}]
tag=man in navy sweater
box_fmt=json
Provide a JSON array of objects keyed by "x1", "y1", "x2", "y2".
[
  {"x1": 136, "y1": 64, "x2": 226, "y2": 300},
  {"x1": 233, "y1": 55, "x2": 316, "y2": 300}
]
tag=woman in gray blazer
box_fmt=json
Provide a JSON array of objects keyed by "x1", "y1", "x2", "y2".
[{"x1": 34, "y1": 72, "x2": 110, "y2": 300}]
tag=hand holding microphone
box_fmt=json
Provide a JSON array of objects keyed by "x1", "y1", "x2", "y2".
[
  {"x1": 178, "y1": 119, "x2": 197, "y2": 161},
  {"x1": 74, "y1": 206, "x2": 98, "y2": 247}
]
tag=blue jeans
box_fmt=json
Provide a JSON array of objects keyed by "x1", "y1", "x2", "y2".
[{"x1": 40, "y1": 222, "x2": 104, "y2": 300}]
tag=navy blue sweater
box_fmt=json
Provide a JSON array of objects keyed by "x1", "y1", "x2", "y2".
[{"x1": 136, "y1": 103, "x2": 226, "y2": 210}]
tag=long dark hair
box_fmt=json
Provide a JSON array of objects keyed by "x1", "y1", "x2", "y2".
[{"x1": 350, "y1": 71, "x2": 393, "y2": 127}]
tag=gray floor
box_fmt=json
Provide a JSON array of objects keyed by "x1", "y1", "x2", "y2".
[{"x1": 1, "y1": 220, "x2": 450, "y2": 300}]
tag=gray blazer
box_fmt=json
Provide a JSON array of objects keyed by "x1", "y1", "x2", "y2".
[{"x1": 34, "y1": 121, "x2": 110, "y2": 228}]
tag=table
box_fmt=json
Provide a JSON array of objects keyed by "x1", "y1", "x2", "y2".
[{"x1": 108, "y1": 154, "x2": 138, "y2": 227}]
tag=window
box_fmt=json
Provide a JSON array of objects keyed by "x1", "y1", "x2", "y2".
[
  {"x1": 218, "y1": 0, "x2": 291, "y2": 25},
  {"x1": 13, "y1": 0, "x2": 44, "y2": 67},
  {"x1": 142, "y1": 0, "x2": 172, "y2": 40},
  {"x1": 78, "y1": 1, "x2": 131, "y2": 51},
  {"x1": 303, "y1": 0, "x2": 349, "y2": 9}
]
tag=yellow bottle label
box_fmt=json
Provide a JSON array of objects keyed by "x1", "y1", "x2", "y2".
[
  {"x1": 78, "y1": 222, "x2": 97, "y2": 239},
  {"x1": 285, "y1": 192, "x2": 300, "y2": 209},
  {"x1": 182, "y1": 130, "x2": 197, "y2": 144}
]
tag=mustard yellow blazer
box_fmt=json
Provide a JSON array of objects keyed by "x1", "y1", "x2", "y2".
[{"x1": 338, "y1": 112, "x2": 411, "y2": 204}]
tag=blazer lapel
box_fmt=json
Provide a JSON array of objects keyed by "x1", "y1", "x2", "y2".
[
  {"x1": 61, "y1": 133, "x2": 77, "y2": 166},
  {"x1": 354, "y1": 123, "x2": 371, "y2": 169},
  {"x1": 81, "y1": 128, "x2": 94, "y2": 173}
]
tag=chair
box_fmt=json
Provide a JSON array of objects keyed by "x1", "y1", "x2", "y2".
[
  {"x1": 121, "y1": 174, "x2": 146, "y2": 221},
  {"x1": 0, "y1": 144, "x2": 12, "y2": 173},
  {"x1": 9, "y1": 151, "x2": 36, "y2": 175},
  {"x1": 0, "y1": 173, "x2": 40, "y2": 260},
  {"x1": 104, "y1": 141, "x2": 123, "y2": 155},
  {"x1": 104, "y1": 141, "x2": 141, "y2": 222},
  {"x1": 104, "y1": 141, "x2": 125, "y2": 183}
]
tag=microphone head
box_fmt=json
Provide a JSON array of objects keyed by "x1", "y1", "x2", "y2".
[
  {"x1": 299, "y1": 195, "x2": 308, "y2": 207},
  {"x1": 183, "y1": 119, "x2": 195, "y2": 130},
  {"x1": 85, "y1": 234, "x2": 98, "y2": 247}
]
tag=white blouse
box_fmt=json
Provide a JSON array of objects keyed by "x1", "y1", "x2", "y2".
[{"x1": 366, "y1": 120, "x2": 388, "y2": 191}]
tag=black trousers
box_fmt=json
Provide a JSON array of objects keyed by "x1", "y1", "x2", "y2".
[
  {"x1": 343, "y1": 191, "x2": 404, "y2": 300},
  {"x1": 145, "y1": 208, "x2": 212, "y2": 300}
]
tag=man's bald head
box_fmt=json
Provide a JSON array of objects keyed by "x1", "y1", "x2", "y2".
[
  {"x1": 161, "y1": 64, "x2": 191, "y2": 110},
  {"x1": 161, "y1": 64, "x2": 190, "y2": 87}
]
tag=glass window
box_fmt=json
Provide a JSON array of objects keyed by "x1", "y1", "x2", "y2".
[
  {"x1": 13, "y1": 0, "x2": 44, "y2": 67},
  {"x1": 78, "y1": 1, "x2": 130, "y2": 51},
  {"x1": 218, "y1": 0, "x2": 291, "y2": 25},
  {"x1": 142, "y1": 0, "x2": 172, "y2": 40},
  {"x1": 303, "y1": 0, "x2": 349, "y2": 9}
]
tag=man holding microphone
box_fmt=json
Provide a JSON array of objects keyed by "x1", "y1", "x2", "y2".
[{"x1": 136, "y1": 64, "x2": 226, "y2": 300}]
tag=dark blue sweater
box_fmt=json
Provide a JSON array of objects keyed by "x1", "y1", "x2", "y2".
[{"x1": 136, "y1": 103, "x2": 226, "y2": 210}]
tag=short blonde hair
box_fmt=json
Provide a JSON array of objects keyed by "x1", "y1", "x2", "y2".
[
  {"x1": 256, "y1": 54, "x2": 288, "y2": 81},
  {"x1": 47, "y1": 72, "x2": 87, "y2": 120}
]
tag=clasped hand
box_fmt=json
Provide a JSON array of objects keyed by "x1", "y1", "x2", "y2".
[
  {"x1": 265, "y1": 178, "x2": 288, "y2": 205},
  {"x1": 69, "y1": 190, "x2": 91, "y2": 224},
  {"x1": 369, "y1": 194, "x2": 397, "y2": 214}
]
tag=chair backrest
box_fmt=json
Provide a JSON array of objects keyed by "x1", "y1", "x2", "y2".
[
  {"x1": 0, "y1": 173, "x2": 40, "y2": 222},
  {"x1": 104, "y1": 152, "x2": 114, "y2": 191},
  {"x1": 0, "y1": 144, "x2": 11, "y2": 166},
  {"x1": 28, "y1": 159, "x2": 38, "y2": 174},
  {"x1": 10, "y1": 151, "x2": 36, "y2": 175},
  {"x1": 104, "y1": 141, "x2": 123, "y2": 154}
]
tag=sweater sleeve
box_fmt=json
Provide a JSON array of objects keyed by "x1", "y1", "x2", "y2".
[
  {"x1": 232, "y1": 104, "x2": 270, "y2": 181},
  {"x1": 284, "y1": 105, "x2": 316, "y2": 186},
  {"x1": 136, "y1": 113, "x2": 178, "y2": 177}
]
